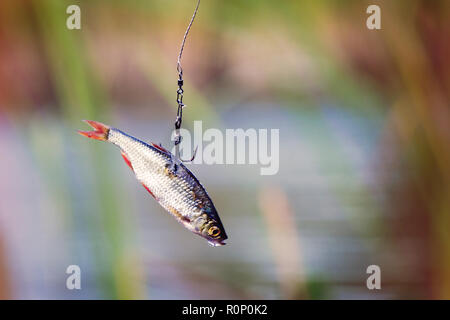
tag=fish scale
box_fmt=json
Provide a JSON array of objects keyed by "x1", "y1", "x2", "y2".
[{"x1": 78, "y1": 120, "x2": 227, "y2": 246}]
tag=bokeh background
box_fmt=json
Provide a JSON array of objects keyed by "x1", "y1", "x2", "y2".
[{"x1": 0, "y1": 0, "x2": 449, "y2": 299}]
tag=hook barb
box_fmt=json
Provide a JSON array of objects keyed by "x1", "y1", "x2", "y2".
[{"x1": 180, "y1": 145, "x2": 198, "y2": 163}]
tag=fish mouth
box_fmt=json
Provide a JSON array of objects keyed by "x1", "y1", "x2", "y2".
[{"x1": 208, "y1": 239, "x2": 227, "y2": 247}]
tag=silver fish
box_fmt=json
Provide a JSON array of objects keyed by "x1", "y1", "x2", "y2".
[{"x1": 78, "y1": 120, "x2": 227, "y2": 246}]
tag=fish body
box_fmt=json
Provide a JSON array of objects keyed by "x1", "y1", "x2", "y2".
[{"x1": 78, "y1": 120, "x2": 227, "y2": 246}]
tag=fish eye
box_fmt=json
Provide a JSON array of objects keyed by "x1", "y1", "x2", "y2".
[{"x1": 208, "y1": 226, "x2": 221, "y2": 237}]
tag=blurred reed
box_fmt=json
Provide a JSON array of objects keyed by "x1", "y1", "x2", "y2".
[{"x1": 259, "y1": 186, "x2": 306, "y2": 299}]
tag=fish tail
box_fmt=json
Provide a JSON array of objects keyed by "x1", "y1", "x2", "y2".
[{"x1": 78, "y1": 120, "x2": 110, "y2": 141}]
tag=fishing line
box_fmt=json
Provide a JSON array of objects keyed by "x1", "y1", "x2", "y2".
[
  {"x1": 177, "y1": 0, "x2": 201, "y2": 78},
  {"x1": 173, "y1": 0, "x2": 201, "y2": 162}
]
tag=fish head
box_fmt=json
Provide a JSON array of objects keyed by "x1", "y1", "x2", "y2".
[{"x1": 193, "y1": 213, "x2": 228, "y2": 246}]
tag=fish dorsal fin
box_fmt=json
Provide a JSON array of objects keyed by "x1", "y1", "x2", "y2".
[
  {"x1": 121, "y1": 151, "x2": 133, "y2": 171},
  {"x1": 152, "y1": 143, "x2": 170, "y2": 154}
]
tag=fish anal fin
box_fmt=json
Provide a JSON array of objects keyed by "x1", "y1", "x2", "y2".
[
  {"x1": 121, "y1": 151, "x2": 133, "y2": 171},
  {"x1": 141, "y1": 183, "x2": 156, "y2": 199}
]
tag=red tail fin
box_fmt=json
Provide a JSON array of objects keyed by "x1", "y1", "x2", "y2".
[{"x1": 78, "y1": 120, "x2": 110, "y2": 141}]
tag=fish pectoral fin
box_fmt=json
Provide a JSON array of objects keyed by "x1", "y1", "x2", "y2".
[{"x1": 120, "y1": 151, "x2": 134, "y2": 171}]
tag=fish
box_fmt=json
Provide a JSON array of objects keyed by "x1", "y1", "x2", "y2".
[{"x1": 78, "y1": 120, "x2": 227, "y2": 246}]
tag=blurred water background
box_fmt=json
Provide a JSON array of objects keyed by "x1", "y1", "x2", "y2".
[{"x1": 0, "y1": 0, "x2": 449, "y2": 299}]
